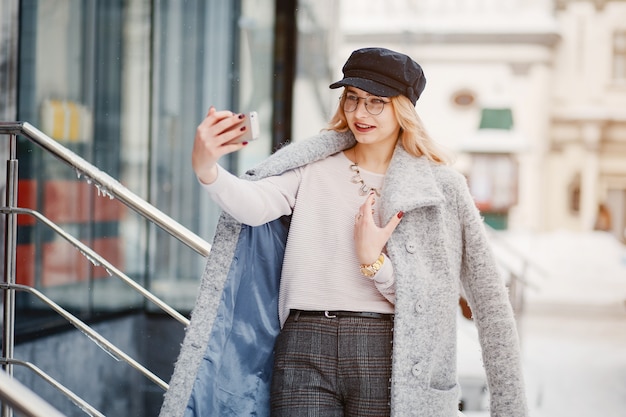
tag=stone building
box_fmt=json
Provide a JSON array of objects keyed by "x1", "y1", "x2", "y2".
[{"x1": 297, "y1": 0, "x2": 626, "y2": 241}]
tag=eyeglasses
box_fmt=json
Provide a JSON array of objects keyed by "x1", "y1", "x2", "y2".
[{"x1": 342, "y1": 93, "x2": 390, "y2": 116}]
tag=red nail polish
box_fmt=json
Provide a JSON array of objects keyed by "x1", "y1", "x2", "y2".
[
  {"x1": 240, "y1": 126, "x2": 246, "y2": 131},
  {"x1": 397, "y1": 211, "x2": 404, "y2": 219},
  {"x1": 238, "y1": 113, "x2": 245, "y2": 119},
  {"x1": 242, "y1": 141, "x2": 249, "y2": 145}
]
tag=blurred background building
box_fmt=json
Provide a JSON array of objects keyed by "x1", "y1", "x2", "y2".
[
  {"x1": 295, "y1": 0, "x2": 626, "y2": 241},
  {"x1": 0, "y1": 0, "x2": 624, "y2": 416}
]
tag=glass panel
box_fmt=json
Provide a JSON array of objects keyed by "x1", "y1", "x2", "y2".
[
  {"x1": 293, "y1": 0, "x2": 339, "y2": 141},
  {"x1": 149, "y1": 0, "x2": 276, "y2": 311},
  {"x1": 14, "y1": 0, "x2": 278, "y2": 325},
  {"x1": 149, "y1": 0, "x2": 235, "y2": 310},
  {"x1": 15, "y1": 0, "x2": 151, "y2": 334},
  {"x1": 90, "y1": 0, "x2": 153, "y2": 313},
  {"x1": 234, "y1": 0, "x2": 276, "y2": 171}
]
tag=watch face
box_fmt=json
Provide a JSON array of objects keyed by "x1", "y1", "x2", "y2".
[{"x1": 360, "y1": 255, "x2": 383, "y2": 277}]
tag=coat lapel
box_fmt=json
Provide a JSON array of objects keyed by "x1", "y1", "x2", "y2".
[
  {"x1": 380, "y1": 144, "x2": 445, "y2": 221},
  {"x1": 244, "y1": 130, "x2": 356, "y2": 179}
]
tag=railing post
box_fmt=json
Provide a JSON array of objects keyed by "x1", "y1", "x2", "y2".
[{"x1": 2, "y1": 134, "x2": 18, "y2": 417}]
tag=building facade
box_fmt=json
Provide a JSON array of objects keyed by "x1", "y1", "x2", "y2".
[
  {"x1": 0, "y1": 1, "x2": 289, "y2": 414},
  {"x1": 318, "y1": 0, "x2": 626, "y2": 241},
  {"x1": 549, "y1": 0, "x2": 626, "y2": 239}
]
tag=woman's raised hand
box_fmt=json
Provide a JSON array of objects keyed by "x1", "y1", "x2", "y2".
[
  {"x1": 353, "y1": 192, "x2": 404, "y2": 266},
  {"x1": 192, "y1": 106, "x2": 251, "y2": 184}
]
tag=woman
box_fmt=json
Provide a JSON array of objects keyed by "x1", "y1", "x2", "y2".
[{"x1": 160, "y1": 47, "x2": 527, "y2": 417}]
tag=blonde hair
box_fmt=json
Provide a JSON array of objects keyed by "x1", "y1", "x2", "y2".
[{"x1": 327, "y1": 92, "x2": 451, "y2": 164}]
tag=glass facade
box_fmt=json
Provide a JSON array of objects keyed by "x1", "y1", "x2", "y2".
[{"x1": 11, "y1": 0, "x2": 276, "y2": 335}]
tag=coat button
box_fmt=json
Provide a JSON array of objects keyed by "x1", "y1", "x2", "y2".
[
  {"x1": 405, "y1": 242, "x2": 417, "y2": 253},
  {"x1": 411, "y1": 362, "x2": 423, "y2": 377},
  {"x1": 414, "y1": 302, "x2": 424, "y2": 314}
]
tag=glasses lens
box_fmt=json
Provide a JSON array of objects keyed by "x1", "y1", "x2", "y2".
[
  {"x1": 343, "y1": 94, "x2": 358, "y2": 112},
  {"x1": 342, "y1": 94, "x2": 386, "y2": 115},
  {"x1": 365, "y1": 97, "x2": 384, "y2": 115}
]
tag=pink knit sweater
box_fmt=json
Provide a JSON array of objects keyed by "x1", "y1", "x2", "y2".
[{"x1": 201, "y1": 151, "x2": 395, "y2": 324}]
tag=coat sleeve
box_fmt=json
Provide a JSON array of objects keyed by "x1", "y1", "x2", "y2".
[{"x1": 454, "y1": 174, "x2": 528, "y2": 417}]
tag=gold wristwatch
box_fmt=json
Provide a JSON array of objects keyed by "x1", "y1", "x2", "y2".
[{"x1": 360, "y1": 254, "x2": 384, "y2": 277}]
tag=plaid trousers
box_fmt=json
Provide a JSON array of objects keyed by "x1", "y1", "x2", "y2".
[{"x1": 270, "y1": 311, "x2": 394, "y2": 417}]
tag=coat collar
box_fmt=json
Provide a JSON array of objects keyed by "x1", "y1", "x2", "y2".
[
  {"x1": 244, "y1": 130, "x2": 356, "y2": 179},
  {"x1": 245, "y1": 130, "x2": 445, "y2": 220},
  {"x1": 381, "y1": 143, "x2": 445, "y2": 220}
]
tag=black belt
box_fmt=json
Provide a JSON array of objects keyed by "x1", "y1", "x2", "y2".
[{"x1": 290, "y1": 309, "x2": 394, "y2": 321}]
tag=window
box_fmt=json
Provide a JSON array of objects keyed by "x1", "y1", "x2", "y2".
[
  {"x1": 148, "y1": 0, "x2": 276, "y2": 311},
  {"x1": 13, "y1": 0, "x2": 277, "y2": 336},
  {"x1": 479, "y1": 108, "x2": 514, "y2": 130},
  {"x1": 452, "y1": 89, "x2": 477, "y2": 107},
  {"x1": 16, "y1": 0, "x2": 151, "y2": 335},
  {"x1": 613, "y1": 30, "x2": 626, "y2": 82}
]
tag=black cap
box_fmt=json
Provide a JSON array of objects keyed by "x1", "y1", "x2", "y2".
[{"x1": 329, "y1": 47, "x2": 426, "y2": 105}]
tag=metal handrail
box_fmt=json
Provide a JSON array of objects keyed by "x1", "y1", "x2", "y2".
[
  {"x1": 0, "y1": 122, "x2": 211, "y2": 415},
  {"x1": 2, "y1": 360, "x2": 105, "y2": 417},
  {"x1": 0, "y1": 121, "x2": 211, "y2": 257},
  {"x1": 0, "y1": 207, "x2": 190, "y2": 327},
  {"x1": 3, "y1": 134, "x2": 18, "y2": 417},
  {"x1": 485, "y1": 225, "x2": 550, "y2": 314},
  {"x1": 1, "y1": 282, "x2": 168, "y2": 391},
  {"x1": 486, "y1": 224, "x2": 550, "y2": 284},
  {"x1": 0, "y1": 368, "x2": 67, "y2": 417}
]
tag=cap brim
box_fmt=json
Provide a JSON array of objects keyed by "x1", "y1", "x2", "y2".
[{"x1": 329, "y1": 77, "x2": 401, "y2": 98}]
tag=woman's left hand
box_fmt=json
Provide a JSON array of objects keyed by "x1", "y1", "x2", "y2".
[{"x1": 354, "y1": 192, "x2": 404, "y2": 265}]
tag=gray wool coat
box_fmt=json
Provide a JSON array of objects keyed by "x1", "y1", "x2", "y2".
[{"x1": 159, "y1": 130, "x2": 528, "y2": 417}]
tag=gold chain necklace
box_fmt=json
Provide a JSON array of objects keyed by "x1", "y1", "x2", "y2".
[{"x1": 349, "y1": 149, "x2": 381, "y2": 197}]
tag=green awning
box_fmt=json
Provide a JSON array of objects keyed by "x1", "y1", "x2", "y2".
[{"x1": 479, "y1": 108, "x2": 513, "y2": 130}]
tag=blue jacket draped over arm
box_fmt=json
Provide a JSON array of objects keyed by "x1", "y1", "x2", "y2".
[{"x1": 185, "y1": 218, "x2": 289, "y2": 417}]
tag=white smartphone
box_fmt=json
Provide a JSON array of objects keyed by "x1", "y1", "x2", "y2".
[{"x1": 233, "y1": 111, "x2": 260, "y2": 143}]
